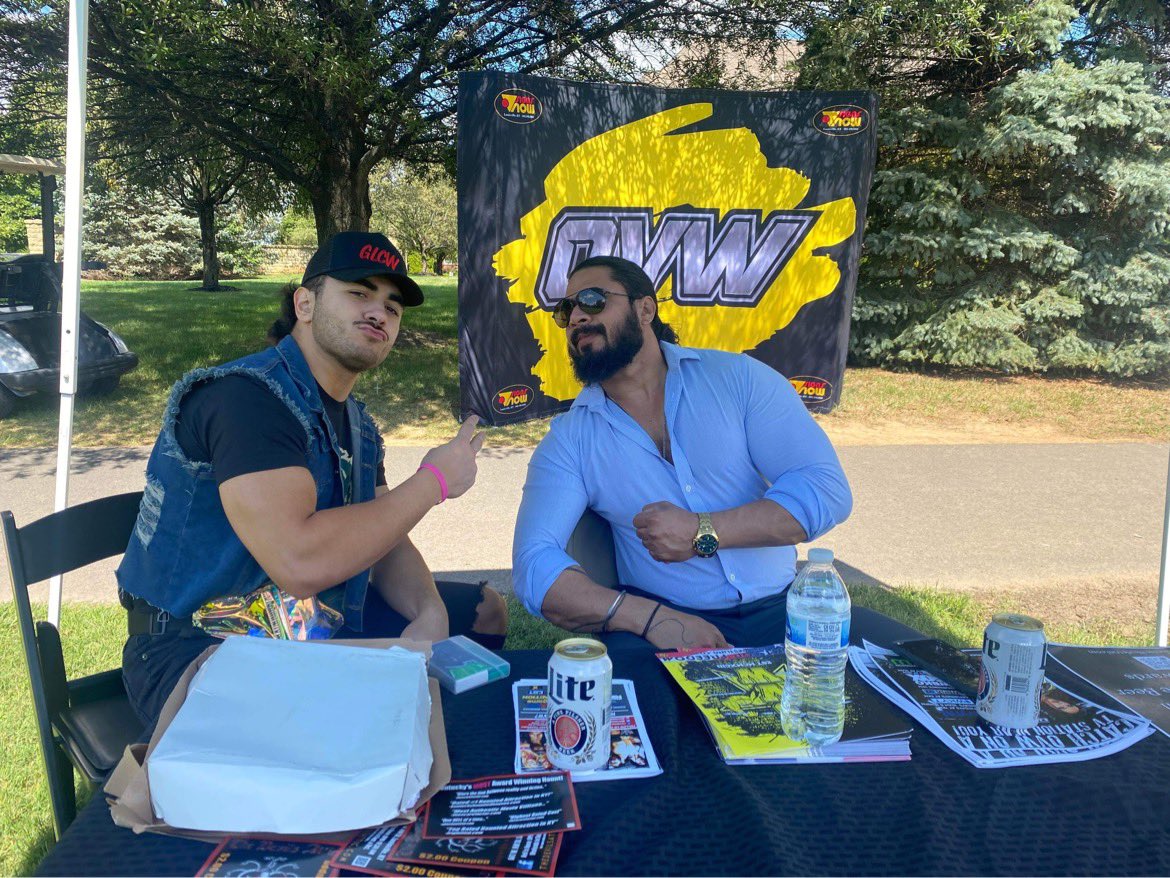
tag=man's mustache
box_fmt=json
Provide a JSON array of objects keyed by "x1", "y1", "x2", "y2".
[{"x1": 570, "y1": 326, "x2": 604, "y2": 346}]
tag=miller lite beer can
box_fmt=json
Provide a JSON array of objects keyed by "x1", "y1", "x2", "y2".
[
  {"x1": 976, "y1": 613, "x2": 1047, "y2": 729},
  {"x1": 547, "y1": 638, "x2": 612, "y2": 773}
]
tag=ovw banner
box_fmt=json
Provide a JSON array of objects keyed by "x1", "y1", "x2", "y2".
[{"x1": 457, "y1": 71, "x2": 877, "y2": 425}]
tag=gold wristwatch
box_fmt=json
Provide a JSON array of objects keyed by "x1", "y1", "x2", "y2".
[{"x1": 692, "y1": 512, "x2": 719, "y2": 558}]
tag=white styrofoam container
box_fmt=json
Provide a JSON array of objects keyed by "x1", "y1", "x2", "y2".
[{"x1": 147, "y1": 636, "x2": 432, "y2": 834}]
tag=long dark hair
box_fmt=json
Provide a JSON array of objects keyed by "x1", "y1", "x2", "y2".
[
  {"x1": 570, "y1": 255, "x2": 679, "y2": 344},
  {"x1": 268, "y1": 276, "x2": 326, "y2": 344}
]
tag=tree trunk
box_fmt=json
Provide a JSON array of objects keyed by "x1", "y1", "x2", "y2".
[
  {"x1": 311, "y1": 159, "x2": 373, "y2": 243},
  {"x1": 432, "y1": 251, "x2": 445, "y2": 275},
  {"x1": 197, "y1": 202, "x2": 221, "y2": 291}
]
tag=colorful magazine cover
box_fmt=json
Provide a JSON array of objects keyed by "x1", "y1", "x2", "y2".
[
  {"x1": 512, "y1": 679, "x2": 663, "y2": 781},
  {"x1": 657, "y1": 644, "x2": 912, "y2": 763}
]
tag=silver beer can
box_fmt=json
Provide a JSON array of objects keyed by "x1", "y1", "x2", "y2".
[
  {"x1": 976, "y1": 613, "x2": 1047, "y2": 729},
  {"x1": 547, "y1": 638, "x2": 612, "y2": 773}
]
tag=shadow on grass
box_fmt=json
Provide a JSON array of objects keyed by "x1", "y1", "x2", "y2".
[{"x1": 835, "y1": 558, "x2": 986, "y2": 648}]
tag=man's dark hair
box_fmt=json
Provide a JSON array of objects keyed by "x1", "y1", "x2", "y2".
[
  {"x1": 570, "y1": 255, "x2": 678, "y2": 344},
  {"x1": 268, "y1": 275, "x2": 327, "y2": 344}
]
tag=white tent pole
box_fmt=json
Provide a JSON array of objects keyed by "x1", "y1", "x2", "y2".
[
  {"x1": 48, "y1": 0, "x2": 90, "y2": 628},
  {"x1": 1157, "y1": 446, "x2": 1170, "y2": 647}
]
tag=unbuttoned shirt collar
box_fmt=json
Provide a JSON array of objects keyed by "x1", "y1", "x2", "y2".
[{"x1": 571, "y1": 340, "x2": 697, "y2": 412}]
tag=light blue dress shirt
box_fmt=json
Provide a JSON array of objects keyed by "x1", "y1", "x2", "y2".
[{"x1": 512, "y1": 342, "x2": 853, "y2": 617}]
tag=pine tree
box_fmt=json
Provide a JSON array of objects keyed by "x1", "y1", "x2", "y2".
[{"x1": 797, "y1": 1, "x2": 1170, "y2": 376}]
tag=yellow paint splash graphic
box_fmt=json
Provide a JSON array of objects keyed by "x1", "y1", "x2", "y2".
[{"x1": 493, "y1": 103, "x2": 855, "y2": 402}]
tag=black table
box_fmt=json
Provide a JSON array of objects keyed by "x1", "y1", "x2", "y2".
[{"x1": 36, "y1": 608, "x2": 1170, "y2": 876}]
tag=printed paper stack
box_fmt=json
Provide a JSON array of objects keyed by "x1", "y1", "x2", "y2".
[
  {"x1": 850, "y1": 640, "x2": 1153, "y2": 768},
  {"x1": 511, "y1": 679, "x2": 663, "y2": 781}
]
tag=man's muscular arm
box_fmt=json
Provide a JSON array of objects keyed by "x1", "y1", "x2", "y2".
[
  {"x1": 541, "y1": 567, "x2": 730, "y2": 650},
  {"x1": 220, "y1": 416, "x2": 484, "y2": 599},
  {"x1": 220, "y1": 465, "x2": 439, "y2": 598},
  {"x1": 633, "y1": 356, "x2": 852, "y2": 563},
  {"x1": 369, "y1": 487, "x2": 448, "y2": 642},
  {"x1": 633, "y1": 499, "x2": 807, "y2": 563}
]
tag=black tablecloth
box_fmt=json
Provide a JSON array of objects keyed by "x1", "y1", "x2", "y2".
[{"x1": 36, "y1": 608, "x2": 1170, "y2": 876}]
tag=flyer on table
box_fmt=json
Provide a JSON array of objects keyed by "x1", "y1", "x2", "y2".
[{"x1": 422, "y1": 773, "x2": 581, "y2": 839}]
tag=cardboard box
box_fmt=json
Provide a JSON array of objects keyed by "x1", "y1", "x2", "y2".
[{"x1": 104, "y1": 638, "x2": 451, "y2": 843}]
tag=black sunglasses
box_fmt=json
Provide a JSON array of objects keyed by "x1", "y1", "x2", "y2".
[{"x1": 551, "y1": 287, "x2": 633, "y2": 328}]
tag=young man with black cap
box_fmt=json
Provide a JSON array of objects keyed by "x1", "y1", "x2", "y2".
[{"x1": 117, "y1": 232, "x2": 507, "y2": 731}]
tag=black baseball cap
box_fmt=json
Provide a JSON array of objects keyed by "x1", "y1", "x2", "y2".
[{"x1": 301, "y1": 231, "x2": 424, "y2": 306}]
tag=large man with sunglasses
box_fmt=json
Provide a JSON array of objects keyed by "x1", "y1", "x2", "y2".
[{"x1": 512, "y1": 255, "x2": 852, "y2": 650}]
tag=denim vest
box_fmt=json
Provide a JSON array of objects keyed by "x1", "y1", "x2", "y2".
[{"x1": 115, "y1": 335, "x2": 383, "y2": 629}]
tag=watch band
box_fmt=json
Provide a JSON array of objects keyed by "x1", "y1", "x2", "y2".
[{"x1": 693, "y1": 512, "x2": 719, "y2": 557}]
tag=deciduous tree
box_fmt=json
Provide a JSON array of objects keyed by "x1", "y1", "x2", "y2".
[
  {"x1": 2, "y1": 0, "x2": 804, "y2": 243},
  {"x1": 372, "y1": 163, "x2": 457, "y2": 275}
]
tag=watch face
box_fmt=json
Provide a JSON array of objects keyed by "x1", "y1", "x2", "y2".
[{"x1": 694, "y1": 533, "x2": 719, "y2": 557}]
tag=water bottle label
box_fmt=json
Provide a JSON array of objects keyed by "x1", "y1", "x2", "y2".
[{"x1": 786, "y1": 614, "x2": 850, "y2": 650}]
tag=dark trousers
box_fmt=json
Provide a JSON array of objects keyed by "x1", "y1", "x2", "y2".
[
  {"x1": 600, "y1": 586, "x2": 788, "y2": 652},
  {"x1": 123, "y1": 581, "x2": 491, "y2": 738}
]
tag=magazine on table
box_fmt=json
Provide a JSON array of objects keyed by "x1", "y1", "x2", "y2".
[
  {"x1": 657, "y1": 644, "x2": 912, "y2": 764},
  {"x1": 512, "y1": 679, "x2": 663, "y2": 781},
  {"x1": 850, "y1": 640, "x2": 1154, "y2": 768},
  {"x1": 1047, "y1": 644, "x2": 1170, "y2": 739}
]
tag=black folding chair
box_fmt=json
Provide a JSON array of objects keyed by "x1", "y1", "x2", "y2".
[
  {"x1": 567, "y1": 508, "x2": 619, "y2": 588},
  {"x1": 3, "y1": 491, "x2": 146, "y2": 838}
]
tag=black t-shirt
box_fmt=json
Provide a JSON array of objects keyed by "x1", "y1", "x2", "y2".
[{"x1": 174, "y1": 374, "x2": 387, "y2": 489}]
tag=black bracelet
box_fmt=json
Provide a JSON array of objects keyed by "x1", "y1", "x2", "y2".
[{"x1": 640, "y1": 602, "x2": 663, "y2": 639}]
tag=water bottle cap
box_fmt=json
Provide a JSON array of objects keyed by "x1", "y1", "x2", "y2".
[{"x1": 807, "y1": 548, "x2": 834, "y2": 564}]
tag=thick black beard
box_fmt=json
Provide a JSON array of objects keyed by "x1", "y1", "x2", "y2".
[{"x1": 569, "y1": 309, "x2": 644, "y2": 384}]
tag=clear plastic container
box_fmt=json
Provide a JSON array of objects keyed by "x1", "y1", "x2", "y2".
[
  {"x1": 780, "y1": 548, "x2": 851, "y2": 745},
  {"x1": 428, "y1": 635, "x2": 510, "y2": 693}
]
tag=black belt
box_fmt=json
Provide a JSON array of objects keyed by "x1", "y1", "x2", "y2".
[{"x1": 119, "y1": 589, "x2": 195, "y2": 636}]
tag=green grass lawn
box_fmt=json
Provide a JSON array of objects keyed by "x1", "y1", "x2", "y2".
[
  {"x1": 0, "y1": 277, "x2": 1167, "y2": 447},
  {"x1": 0, "y1": 277, "x2": 546, "y2": 448},
  {"x1": 1, "y1": 588, "x2": 1152, "y2": 876}
]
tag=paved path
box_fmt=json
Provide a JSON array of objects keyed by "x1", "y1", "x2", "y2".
[{"x1": 1, "y1": 443, "x2": 1167, "y2": 607}]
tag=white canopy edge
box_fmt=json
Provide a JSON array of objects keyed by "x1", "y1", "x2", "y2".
[
  {"x1": 0, "y1": 153, "x2": 66, "y2": 176},
  {"x1": 48, "y1": 0, "x2": 89, "y2": 628},
  {"x1": 1158, "y1": 451, "x2": 1170, "y2": 646}
]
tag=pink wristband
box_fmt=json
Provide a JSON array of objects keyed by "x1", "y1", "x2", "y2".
[{"x1": 417, "y1": 463, "x2": 448, "y2": 503}]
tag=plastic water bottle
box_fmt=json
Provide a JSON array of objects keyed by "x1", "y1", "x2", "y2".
[{"x1": 781, "y1": 547, "x2": 851, "y2": 746}]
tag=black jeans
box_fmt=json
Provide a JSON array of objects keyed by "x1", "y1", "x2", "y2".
[
  {"x1": 599, "y1": 585, "x2": 788, "y2": 652},
  {"x1": 123, "y1": 580, "x2": 492, "y2": 739}
]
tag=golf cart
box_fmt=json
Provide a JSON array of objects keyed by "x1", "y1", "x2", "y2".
[{"x1": 0, "y1": 154, "x2": 137, "y2": 418}]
